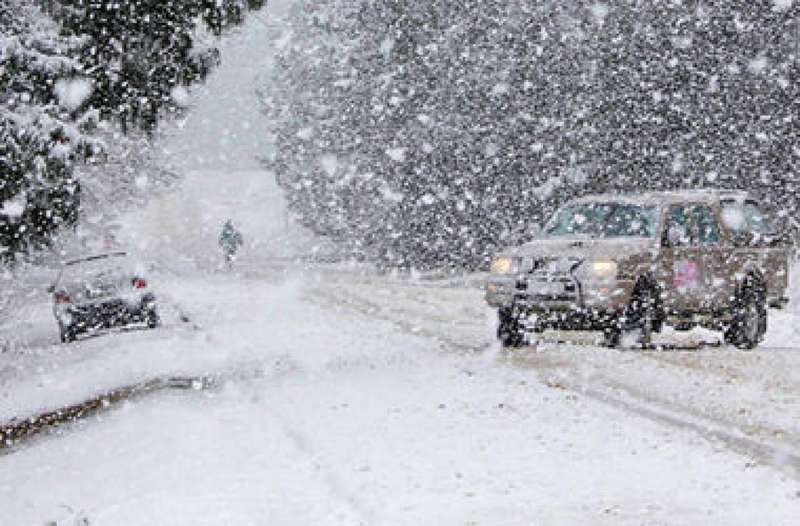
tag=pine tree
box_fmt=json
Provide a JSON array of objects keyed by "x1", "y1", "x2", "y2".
[
  {"x1": 47, "y1": 0, "x2": 266, "y2": 135},
  {"x1": 1, "y1": 0, "x2": 95, "y2": 261},
  {"x1": 266, "y1": 0, "x2": 800, "y2": 269},
  {"x1": 1, "y1": 0, "x2": 266, "y2": 262}
]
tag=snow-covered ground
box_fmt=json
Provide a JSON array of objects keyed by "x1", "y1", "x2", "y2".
[
  {"x1": 2, "y1": 269, "x2": 800, "y2": 525},
  {"x1": 2, "y1": 0, "x2": 800, "y2": 524}
]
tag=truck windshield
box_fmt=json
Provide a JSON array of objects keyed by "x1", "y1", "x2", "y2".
[{"x1": 545, "y1": 203, "x2": 658, "y2": 238}]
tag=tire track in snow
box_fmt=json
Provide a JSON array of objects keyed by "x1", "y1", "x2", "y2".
[
  {"x1": 505, "y1": 349, "x2": 800, "y2": 481},
  {"x1": 507, "y1": 354, "x2": 800, "y2": 480},
  {"x1": 269, "y1": 412, "x2": 376, "y2": 526},
  {"x1": 316, "y1": 278, "x2": 800, "y2": 481},
  {"x1": 305, "y1": 286, "x2": 490, "y2": 355},
  {"x1": 638, "y1": 345, "x2": 800, "y2": 398},
  {"x1": 596, "y1": 373, "x2": 800, "y2": 452},
  {"x1": 574, "y1": 377, "x2": 800, "y2": 480}
]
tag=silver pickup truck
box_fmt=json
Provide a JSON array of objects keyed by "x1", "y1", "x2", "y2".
[{"x1": 486, "y1": 190, "x2": 790, "y2": 349}]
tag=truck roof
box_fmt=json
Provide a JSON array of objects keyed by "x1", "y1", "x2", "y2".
[{"x1": 568, "y1": 189, "x2": 752, "y2": 207}]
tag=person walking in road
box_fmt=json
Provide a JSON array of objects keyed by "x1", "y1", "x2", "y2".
[{"x1": 219, "y1": 219, "x2": 243, "y2": 269}]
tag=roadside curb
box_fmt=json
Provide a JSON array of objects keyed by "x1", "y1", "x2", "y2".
[{"x1": 0, "y1": 375, "x2": 214, "y2": 454}]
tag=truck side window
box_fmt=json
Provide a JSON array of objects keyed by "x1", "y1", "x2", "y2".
[
  {"x1": 743, "y1": 201, "x2": 773, "y2": 234},
  {"x1": 666, "y1": 206, "x2": 692, "y2": 246},
  {"x1": 694, "y1": 206, "x2": 721, "y2": 245}
]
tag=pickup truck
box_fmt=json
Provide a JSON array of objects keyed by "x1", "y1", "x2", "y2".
[{"x1": 486, "y1": 190, "x2": 791, "y2": 349}]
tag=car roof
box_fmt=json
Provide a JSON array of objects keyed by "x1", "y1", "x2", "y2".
[
  {"x1": 566, "y1": 189, "x2": 753, "y2": 207},
  {"x1": 63, "y1": 251, "x2": 128, "y2": 266}
]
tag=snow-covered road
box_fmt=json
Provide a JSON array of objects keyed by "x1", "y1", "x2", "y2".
[
  {"x1": 1, "y1": 267, "x2": 800, "y2": 525},
  {"x1": 2, "y1": 0, "x2": 800, "y2": 522},
  {"x1": 318, "y1": 273, "x2": 800, "y2": 468}
]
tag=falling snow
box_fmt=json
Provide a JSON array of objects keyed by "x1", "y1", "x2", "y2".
[
  {"x1": 54, "y1": 78, "x2": 93, "y2": 111},
  {"x1": 3, "y1": 1, "x2": 800, "y2": 524}
]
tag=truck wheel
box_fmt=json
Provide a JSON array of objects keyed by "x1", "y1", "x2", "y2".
[
  {"x1": 724, "y1": 282, "x2": 766, "y2": 350},
  {"x1": 497, "y1": 306, "x2": 525, "y2": 348},
  {"x1": 619, "y1": 280, "x2": 662, "y2": 349}
]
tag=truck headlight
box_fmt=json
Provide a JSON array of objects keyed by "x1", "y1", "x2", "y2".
[
  {"x1": 589, "y1": 260, "x2": 618, "y2": 279},
  {"x1": 490, "y1": 256, "x2": 519, "y2": 275}
]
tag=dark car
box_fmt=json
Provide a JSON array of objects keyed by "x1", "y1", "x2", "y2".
[{"x1": 49, "y1": 252, "x2": 160, "y2": 342}]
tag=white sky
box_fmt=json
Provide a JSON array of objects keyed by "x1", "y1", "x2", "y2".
[{"x1": 159, "y1": 1, "x2": 293, "y2": 172}]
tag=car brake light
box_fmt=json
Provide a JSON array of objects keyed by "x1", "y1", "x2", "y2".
[
  {"x1": 55, "y1": 291, "x2": 71, "y2": 303},
  {"x1": 132, "y1": 278, "x2": 147, "y2": 289}
]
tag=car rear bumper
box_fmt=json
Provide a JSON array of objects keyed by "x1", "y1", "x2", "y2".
[{"x1": 56, "y1": 295, "x2": 155, "y2": 331}]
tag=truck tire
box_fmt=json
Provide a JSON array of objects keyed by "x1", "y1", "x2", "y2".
[
  {"x1": 724, "y1": 280, "x2": 766, "y2": 350},
  {"x1": 497, "y1": 306, "x2": 525, "y2": 348},
  {"x1": 617, "y1": 279, "x2": 662, "y2": 349}
]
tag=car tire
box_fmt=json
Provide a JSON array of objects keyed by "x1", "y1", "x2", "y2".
[
  {"x1": 724, "y1": 280, "x2": 766, "y2": 350},
  {"x1": 145, "y1": 308, "x2": 160, "y2": 329},
  {"x1": 497, "y1": 306, "x2": 525, "y2": 348},
  {"x1": 59, "y1": 323, "x2": 76, "y2": 344},
  {"x1": 602, "y1": 326, "x2": 621, "y2": 348}
]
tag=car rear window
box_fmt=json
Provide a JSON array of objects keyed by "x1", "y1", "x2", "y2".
[{"x1": 58, "y1": 254, "x2": 137, "y2": 285}]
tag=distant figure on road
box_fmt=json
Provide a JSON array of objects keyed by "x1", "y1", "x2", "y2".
[{"x1": 219, "y1": 219, "x2": 243, "y2": 268}]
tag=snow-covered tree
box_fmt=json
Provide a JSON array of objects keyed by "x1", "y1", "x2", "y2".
[
  {"x1": 586, "y1": 0, "x2": 800, "y2": 207},
  {"x1": 1, "y1": 1, "x2": 98, "y2": 260},
  {"x1": 265, "y1": 1, "x2": 587, "y2": 269},
  {"x1": 265, "y1": 0, "x2": 800, "y2": 270},
  {"x1": 1, "y1": 0, "x2": 266, "y2": 262},
  {"x1": 45, "y1": 0, "x2": 266, "y2": 134}
]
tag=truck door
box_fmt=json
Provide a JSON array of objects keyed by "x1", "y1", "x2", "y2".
[
  {"x1": 693, "y1": 204, "x2": 728, "y2": 309},
  {"x1": 658, "y1": 204, "x2": 706, "y2": 313}
]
